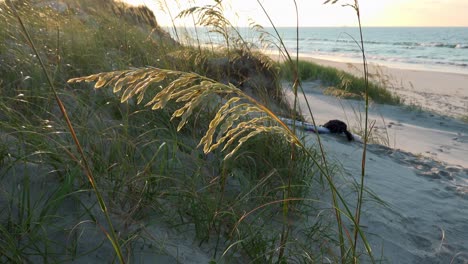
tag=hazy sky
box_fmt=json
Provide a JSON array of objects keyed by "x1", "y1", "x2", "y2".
[{"x1": 122, "y1": 0, "x2": 468, "y2": 27}]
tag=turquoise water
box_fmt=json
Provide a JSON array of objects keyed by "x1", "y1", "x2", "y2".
[
  {"x1": 271, "y1": 27, "x2": 468, "y2": 73},
  {"x1": 177, "y1": 27, "x2": 468, "y2": 74}
]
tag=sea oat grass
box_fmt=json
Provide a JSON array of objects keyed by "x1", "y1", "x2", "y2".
[
  {"x1": 67, "y1": 60, "x2": 373, "y2": 262},
  {"x1": 1, "y1": 0, "x2": 379, "y2": 262}
]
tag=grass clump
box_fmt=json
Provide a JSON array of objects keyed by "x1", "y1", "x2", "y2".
[
  {"x1": 280, "y1": 60, "x2": 401, "y2": 105},
  {"x1": 0, "y1": 0, "x2": 178, "y2": 93}
]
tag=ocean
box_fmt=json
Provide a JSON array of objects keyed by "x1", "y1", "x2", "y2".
[{"x1": 176, "y1": 27, "x2": 468, "y2": 74}]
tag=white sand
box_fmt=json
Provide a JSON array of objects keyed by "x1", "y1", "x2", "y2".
[
  {"x1": 301, "y1": 130, "x2": 468, "y2": 263},
  {"x1": 285, "y1": 82, "x2": 468, "y2": 168},
  {"x1": 281, "y1": 55, "x2": 468, "y2": 167},
  {"x1": 296, "y1": 56, "x2": 468, "y2": 118},
  {"x1": 281, "y1": 57, "x2": 468, "y2": 262}
]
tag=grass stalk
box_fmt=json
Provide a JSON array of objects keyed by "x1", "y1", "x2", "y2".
[
  {"x1": 256, "y1": 1, "x2": 349, "y2": 261},
  {"x1": 6, "y1": 1, "x2": 125, "y2": 263},
  {"x1": 352, "y1": 1, "x2": 371, "y2": 261},
  {"x1": 278, "y1": 0, "x2": 300, "y2": 260},
  {"x1": 161, "y1": 0, "x2": 180, "y2": 42}
]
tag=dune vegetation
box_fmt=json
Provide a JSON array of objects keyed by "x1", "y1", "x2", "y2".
[
  {"x1": 0, "y1": 0, "x2": 395, "y2": 263},
  {"x1": 279, "y1": 60, "x2": 401, "y2": 105}
]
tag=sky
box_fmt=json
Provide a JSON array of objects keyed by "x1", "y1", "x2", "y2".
[{"x1": 121, "y1": 0, "x2": 468, "y2": 27}]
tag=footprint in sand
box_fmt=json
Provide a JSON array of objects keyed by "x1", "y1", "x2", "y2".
[
  {"x1": 392, "y1": 151, "x2": 456, "y2": 181},
  {"x1": 409, "y1": 234, "x2": 433, "y2": 250},
  {"x1": 437, "y1": 145, "x2": 451, "y2": 154},
  {"x1": 387, "y1": 121, "x2": 403, "y2": 129},
  {"x1": 369, "y1": 144, "x2": 468, "y2": 199},
  {"x1": 417, "y1": 168, "x2": 453, "y2": 180}
]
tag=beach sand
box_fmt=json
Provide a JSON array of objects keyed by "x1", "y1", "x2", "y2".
[
  {"x1": 300, "y1": 129, "x2": 468, "y2": 263},
  {"x1": 294, "y1": 56, "x2": 468, "y2": 118},
  {"x1": 281, "y1": 57, "x2": 468, "y2": 263},
  {"x1": 267, "y1": 50, "x2": 468, "y2": 117},
  {"x1": 281, "y1": 55, "x2": 468, "y2": 167}
]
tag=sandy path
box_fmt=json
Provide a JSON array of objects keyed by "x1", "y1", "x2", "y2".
[
  {"x1": 285, "y1": 82, "x2": 468, "y2": 167},
  {"x1": 304, "y1": 133, "x2": 468, "y2": 263},
  {"x1": 285, "y1": 81, "x2": 468, "y2": 263}
]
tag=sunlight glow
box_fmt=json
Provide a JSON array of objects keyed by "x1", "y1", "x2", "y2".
[{"x1": 120, "y1": 0, "x2": 468, "y2": 27}]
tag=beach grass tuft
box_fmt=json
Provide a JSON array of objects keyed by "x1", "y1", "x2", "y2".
[{"x1": 279, "y1": 59, "x2": 401, "y2": 105}]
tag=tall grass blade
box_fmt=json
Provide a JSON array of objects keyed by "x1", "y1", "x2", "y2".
[{"x1": 5, "y1": 1, "x2": 125, "y2": 262}]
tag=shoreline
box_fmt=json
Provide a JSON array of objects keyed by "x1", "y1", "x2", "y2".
[
  {"x1": 267, "y1": 49, "x2": 468, "y2": 77},
  {"x1": 297, "y1": 53, "x2": 468, "y2": 75}
]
